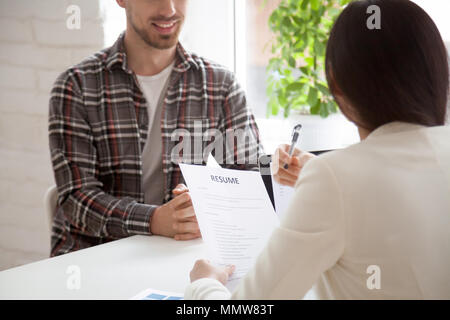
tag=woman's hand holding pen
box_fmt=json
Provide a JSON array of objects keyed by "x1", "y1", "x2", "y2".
[{"x1": 272, "y1": 144, "x2": 316, "y2": 187}]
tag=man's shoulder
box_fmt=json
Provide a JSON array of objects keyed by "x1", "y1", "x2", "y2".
[
  {"x1": 190, "y1": 53, "x2": 231, "y2": 73},
  {"x1": 187, "y1": 51, "x2": 236, "y2": 84},
  {"x1": 52, "y1": 47, "x2": 113, "y2": 93},
  {"x1": 72, "y1": 48, "x2": 108, "y2": 72}
]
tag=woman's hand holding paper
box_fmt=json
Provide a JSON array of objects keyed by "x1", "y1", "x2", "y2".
[{"x1": 190, "y1": 259, "x2": 235, "y2": 285}]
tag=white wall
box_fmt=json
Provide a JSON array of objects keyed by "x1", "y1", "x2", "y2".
[{"x1": 0, "y1": 0, "x2": 105, "y2": 271}]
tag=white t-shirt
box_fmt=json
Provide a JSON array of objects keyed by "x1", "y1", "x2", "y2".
[{"x1": 136, "y1": 61, "x2": 174, "y2": 205}]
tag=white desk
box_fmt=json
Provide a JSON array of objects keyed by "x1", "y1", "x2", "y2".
[
  {"x1": 0, "y1": 235, "x2": 316, "y2": 300},
  {"x1": 0, "y1": 235, "x2": 207, "y2": 299}
]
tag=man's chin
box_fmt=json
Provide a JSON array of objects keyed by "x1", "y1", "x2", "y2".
[
  {"x1": 145, "y1": 33, "x2": 179, "y2": 50},
  {"x1": 152, "y1": 40, "x2": 178, "y2": 50}
]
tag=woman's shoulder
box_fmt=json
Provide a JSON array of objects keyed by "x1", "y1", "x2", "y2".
[{"x1": 309, "y1": 123, "x2": 450, "y2": 184}]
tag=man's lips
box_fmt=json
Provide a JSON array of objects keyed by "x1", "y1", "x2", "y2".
[{"x1": 151, "y1": 20, "x2": 178, "y2": 34}]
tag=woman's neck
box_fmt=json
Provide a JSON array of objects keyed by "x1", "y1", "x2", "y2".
[{"x1": 358, "y1": 126, "x2": 371, "y2": 140}]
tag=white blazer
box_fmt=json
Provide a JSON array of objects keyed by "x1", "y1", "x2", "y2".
[{"x1": 185, "y1": 121, "x2": 450, "y2": 300}]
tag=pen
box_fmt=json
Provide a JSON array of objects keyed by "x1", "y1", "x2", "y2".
[{"x1": 283, "y1": 124, "x2": 302, "y2": 170}]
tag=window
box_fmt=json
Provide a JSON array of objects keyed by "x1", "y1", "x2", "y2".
[{"x1": 101, "y1": 0, "x2": 126, "y2": 48}]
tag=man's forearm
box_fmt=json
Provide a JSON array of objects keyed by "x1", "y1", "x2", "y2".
[{"x1": 60, "y1": 187, "x2": 157, "y2": 239}]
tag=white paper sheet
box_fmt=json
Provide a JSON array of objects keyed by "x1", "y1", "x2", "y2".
[
  {"x1": 179, "y1": 163, "x2": 279, "y2": 291},
  {"x1": 207, "y1": 153, "x2": 221, "y2": 168},
  {"x1": 270, "y1": 163, "x2": 295, "y2": 220}
]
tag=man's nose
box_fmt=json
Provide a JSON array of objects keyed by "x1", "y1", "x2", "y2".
[{"x1": 158, "y1": 0, "x2": 176, "y2": 18}]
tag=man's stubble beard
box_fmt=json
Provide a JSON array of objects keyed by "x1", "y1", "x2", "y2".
[{"x1": 128, "y1": 13, "x2": 183, "y2": 50}]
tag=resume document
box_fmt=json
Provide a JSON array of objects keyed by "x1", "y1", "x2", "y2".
[{"x1": 179, "y1": 163, "x2": 279, "y2": 291}]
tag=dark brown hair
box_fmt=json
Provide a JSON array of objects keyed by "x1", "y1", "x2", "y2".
[{"x1": 325, "y1": 0, "x2": 449, "y2": 130}]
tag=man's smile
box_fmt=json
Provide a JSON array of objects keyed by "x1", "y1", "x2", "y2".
[{"x1": 151, "y1": 20, "x2": 179, "y2": 34}]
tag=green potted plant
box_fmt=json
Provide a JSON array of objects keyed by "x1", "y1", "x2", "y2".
[
  {"x1": 266, "y1": 0, "x2": 351, "y2": 118},
  {"x1": 263, "y1": 0, "x2": 358, "y2": 151}
]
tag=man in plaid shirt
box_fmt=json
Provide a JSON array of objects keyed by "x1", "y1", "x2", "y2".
[{"x1": 48, "y1": 0, "x2": 264, "y2": 256}]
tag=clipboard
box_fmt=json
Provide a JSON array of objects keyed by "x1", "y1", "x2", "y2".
[{"x1": 259, "y1": 150, "x2": 332, "y2": 210}]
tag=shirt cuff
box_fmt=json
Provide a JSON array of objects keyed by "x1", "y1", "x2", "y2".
[
  {"x1": 184, "y1": 278, "x2": 232, "y2": 300},
  {"x1": 125, "y1": 202, "x2": 157, "y2": 236}
]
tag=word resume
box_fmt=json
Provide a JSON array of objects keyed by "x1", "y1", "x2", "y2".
[{"x1": 179, "y1": 164, "x2": 279, "y2": 291}]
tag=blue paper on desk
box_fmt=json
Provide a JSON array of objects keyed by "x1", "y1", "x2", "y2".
[{"x1": 131, "y1": 288, "x2": 183, "y2": 300}]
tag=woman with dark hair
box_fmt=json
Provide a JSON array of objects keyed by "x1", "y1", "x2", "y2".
[{"x1": 185, "y1": 0, "x2": 450, "y2": 299}]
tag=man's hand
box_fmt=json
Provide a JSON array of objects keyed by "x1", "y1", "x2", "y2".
[
  {"x1": 272, "y1": 144, "x2": 315, "y2": 187},
  {"x1": 190, "y1": 259, "x2": 235, "y2": 285},
  {"x1": 150, "y1": 184, "x2": 201, "y2": 241}
]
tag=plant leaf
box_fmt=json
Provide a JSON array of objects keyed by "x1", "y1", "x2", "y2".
[
  {"x1": 311, "y1": 0, "x2": 320, "y2": 11},
  {"x1": 286, "y1": 82, "x2": 304, "y2": 93},
  {"x1": 307, "y1": 86, "x2": 318, "y2": 107},
  {"x1": 288, "y1": 56, "x2": 296, "y2": 68},
  {"x1": 310, "y1": 100, "x2": 321, "y2": 115}
]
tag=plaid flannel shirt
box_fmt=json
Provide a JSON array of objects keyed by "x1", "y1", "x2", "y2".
[{"x1": 48, "y1": 33, "x2": 264, "y2": 256}]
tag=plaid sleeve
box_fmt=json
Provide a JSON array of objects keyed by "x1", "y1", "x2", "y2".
[
  {"x1": 217, "y1": 73, "x2": 265, "y2": 171},
  {"x1": 48, "y1": 71, "x2": 155, "y2": 239}
]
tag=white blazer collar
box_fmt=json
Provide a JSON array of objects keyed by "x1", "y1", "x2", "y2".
[{"x1": 367, "y1": 121, "x2": 426, "y2": 139}]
